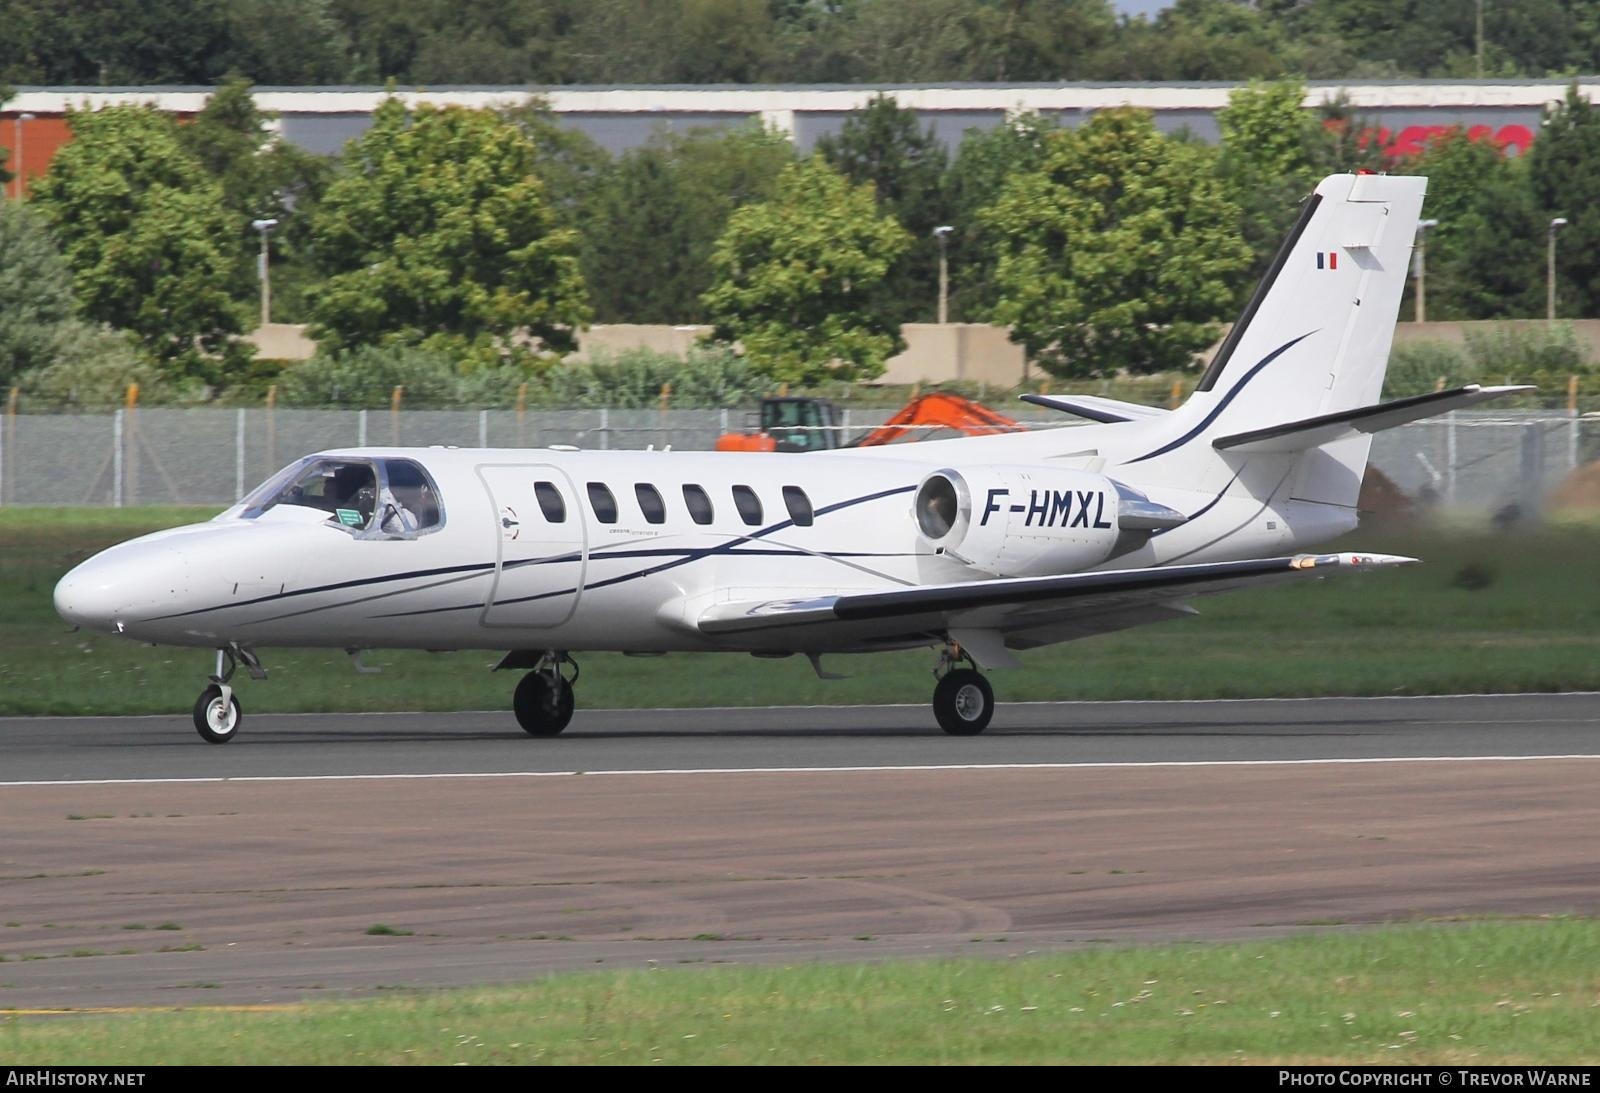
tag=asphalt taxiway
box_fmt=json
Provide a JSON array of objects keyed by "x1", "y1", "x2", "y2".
[{"x1": 2, "y1": 694, "x2": 1597, "y2": 1009}]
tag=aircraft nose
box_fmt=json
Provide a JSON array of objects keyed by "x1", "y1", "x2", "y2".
[{"x1": 54, "y1": 542, "x2": 190, "y2": 634}]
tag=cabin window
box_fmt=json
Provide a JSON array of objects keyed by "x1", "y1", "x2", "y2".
[
  {"x1": 782, "y1": 485, "x2": 814, "y2": 527},
  {"x1": 731, "y1": 484, "x2": 763, "y2": 526},
  {"x1": 635, "y1": 483, "x2": 666, "y2": 525},
  {"x1": 587, "y1": 482, "x2": 619, "y2": 524},
  {"x1": 682, "y1": 484, "x2": 714, "y2": 525},
  {"x1": 534, "y1": 481, "x2": 567, "y2": 523}
]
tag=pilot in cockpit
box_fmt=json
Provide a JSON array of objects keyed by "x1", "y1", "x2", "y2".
[{"x1": 327, "y1": 463, "x2": 377, "y2": 527}]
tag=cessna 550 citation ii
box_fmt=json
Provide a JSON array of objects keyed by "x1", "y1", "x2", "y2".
[{"x1": 54, "y1": 173, "x2": 1526, "y2": 742}]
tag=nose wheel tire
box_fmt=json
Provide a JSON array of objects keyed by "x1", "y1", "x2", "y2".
[
  {"x1": 193, "y1": 685, "x2": 242, "y2": 744},
  {"x1": 513, "y1": 671, "x2": 575, "y2": 736},
  {"x1": 933, "y1": 668, "x2": 994, "y2": 736}
]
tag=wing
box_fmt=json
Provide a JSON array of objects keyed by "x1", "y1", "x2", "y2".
[{"x1": 695, "y1": 552, "x2": 1415, "y2": 665}]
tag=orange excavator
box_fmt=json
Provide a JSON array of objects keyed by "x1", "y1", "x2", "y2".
[{"x1": 714, "y1": 392, "x2": 1023, "y2": 453}]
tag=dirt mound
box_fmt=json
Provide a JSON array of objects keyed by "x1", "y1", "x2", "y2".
[
  {"x1": 1548, "y1": 460, "x2": 1600, "y2": 512},
  {"x1": 1359, "y1": 466, "x2": 1414, "y2": 523}
]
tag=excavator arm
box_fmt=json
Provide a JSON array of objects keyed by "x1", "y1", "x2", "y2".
[{"x1": 849, "y1": 392, "x2": 1023, "y2": 447}]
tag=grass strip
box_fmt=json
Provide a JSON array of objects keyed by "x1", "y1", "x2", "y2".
[{"x1": 2, "y1": 919, "x2": 1597, "y2": 1064}]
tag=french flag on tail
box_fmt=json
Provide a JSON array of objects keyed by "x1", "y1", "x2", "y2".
[{"x1": 1316, "y1": 250, "x2": 1338, "y2": 269}]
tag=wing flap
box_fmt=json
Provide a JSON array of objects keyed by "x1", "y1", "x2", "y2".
[{"x1": 695, "y1": 553, "x2": 1417, "y2": 654}]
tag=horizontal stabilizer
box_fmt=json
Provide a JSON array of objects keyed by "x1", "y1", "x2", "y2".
[
  {"x1": 696, "y1": 552, "x2": 1416, "y2": 652},
  {"x1": 1020, "y1": 393, "x2": 1171, "y2": 423},
  {"x1": 1211, "y1": 384, "x2": 1532, "y2": 454}
]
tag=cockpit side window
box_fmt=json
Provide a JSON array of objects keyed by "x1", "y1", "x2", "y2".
[
  {"x1": 375, "y1": 458, "x2": 445, "y2": 536},
  {"x1": 242, "y1": 458, "x2": 378, "y2": 528},
  {"x1": 240, "y1": 457, "x2": 444, "y2": 539}
]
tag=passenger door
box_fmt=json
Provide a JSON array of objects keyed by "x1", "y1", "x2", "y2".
[{"x1": 476, "y1": 464, "x2": 587, "y2": 629}]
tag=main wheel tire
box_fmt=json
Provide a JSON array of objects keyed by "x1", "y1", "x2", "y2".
[
  {"x1": 193, "y1": 684, "x2": 241, "y2": 744},
  {"x1": 933, "y1": 668, "x2": 994, "y2": 736},
  {"x1": 513, "y1": 671, "x2": 575, "y2": 736}
]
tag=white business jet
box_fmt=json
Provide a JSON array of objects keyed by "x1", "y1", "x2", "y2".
[{"x1": 54, "y1": 173, "x2": 1526, "y2": 742}]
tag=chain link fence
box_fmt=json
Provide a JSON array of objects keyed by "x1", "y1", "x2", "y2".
[{"x1": 0, "y1": 407, "x2": 1592, "y2": 511}]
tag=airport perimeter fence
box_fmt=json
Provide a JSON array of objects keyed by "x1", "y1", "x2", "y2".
[{"x1": 0, "y1": 406, "x2": 1593, "y2": 513}]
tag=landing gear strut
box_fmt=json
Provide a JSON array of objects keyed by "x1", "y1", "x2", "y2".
[
  {"x1": 192, "y1": 646, "x2": 266, "y2": 743},
  {"x1": 932, "y1": 644, "x2": 994, "y2": 736},
  {"x1": 193, "y1": 648, "x2": 238, "y2": 744},
  {"x1": 513, "y1": 652, "x2": 578, "y2": 736}
]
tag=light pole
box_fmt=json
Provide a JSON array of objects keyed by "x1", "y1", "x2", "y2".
[
  {"x1": 11, "y1": 113, "x2": 35, "y2": 199},
  {"x1": 1548, "y1": 216, "x2": 1568, "y2": 321},
  {"x1": 251, "y1": 217, "x2": 279, "y2": 326},
  {"x1": 1413, "y1": 218, "x2": 1438, "y2": 323},
  {"x1": 933, "y1": 224, "x2": 953, "y2": 324}
]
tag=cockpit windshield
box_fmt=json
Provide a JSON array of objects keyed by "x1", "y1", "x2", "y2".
[{"x1": 239, "y1": 457, "x2": 444, "y2": 537}]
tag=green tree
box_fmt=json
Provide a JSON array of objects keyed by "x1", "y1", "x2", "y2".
[
  {"x1": 943, "y1": 110, "x2": 1060, "y2": 320},
  {"x1": 1395, "y1": 130, "x2": 1543, "y2": 320},
  {"x1": 177, "y1": 77, "x2": 332, "y2": 322},
  {"x1": 1279, "y1": 0, "x2": 1584, "y2": 79},
  {"x1": 702, "y1": 157, "x2": 911, "y2": 385},
  {"x1": 977, "y1": 0, "x2": 1119, "y2": 81},
  {"x1": 0, "y1": 0, "x2": 235, "y2": 84},
  {"x1": 219, "y1": 0, "x2": 353, "y2": 83},
  {"x1": 582, "y1": 123, "x2": 792, "y2": 323},
  {"x1": 308, "y1": 99, "x2": 590, "y2": 361},
  {"x1": 0, "y1": 200, "x2": 76, "y2": 385},
  {"x1": 1098, "y1": 0, "x2": 1294, "y2": 81},
  {"x1": 501, "y1": 98, "x2": 613, "y2": 230},
  {"x1": 29, "y1": 106, "x2": 250, "y2": 385},
  {"x1": 1527, "y1": 86, "x2": 1600, "y2": 318},
  {"x1": 983, "y1": 108, "x2": 1250, "y2": 378},
  {"x1": 583, "y1": 148, "x2": 702, "y2": 324},
  {"x1": 1215, "y1": 78, "x2": 1327, "y2": 281},
  {"x1": 817, "y1": 94, "x2": 950, "y2": 323}
]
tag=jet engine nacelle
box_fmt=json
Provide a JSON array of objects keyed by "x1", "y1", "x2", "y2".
[{"x1": 913, "y1": 466, "x2": 1186, "y2": 578}]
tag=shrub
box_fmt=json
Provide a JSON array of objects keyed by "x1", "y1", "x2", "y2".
[
  {"x1": 536, "y1": 345, "x2": 770, "y2": 409},
  {"x1": 17, "y1": 324, "x2": 178, "y2": 409},
  {"x1": 1383, "y1": 340, "x2": 1470, "y2": 398}
]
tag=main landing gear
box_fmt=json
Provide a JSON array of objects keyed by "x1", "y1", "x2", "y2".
[
  {"x1": 193, "y1": 646, "x2": 265, "y2": 744},
  {"x1": 513, "y1": 652, "x2": 579, "y2": 736},
  {"x1": 932, "y1": 644, "x2": 994, "y2": 736}
]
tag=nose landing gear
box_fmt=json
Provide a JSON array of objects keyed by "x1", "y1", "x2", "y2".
[
  {"x1": 192, "y1": 646, "x2": 266, "y2": 744},
  {"x1": 513, "y1": 652, "x2": 578, "y2": 736},
  {"x1": 932, "y1": 644, "x2": 994, "y2": 736}
]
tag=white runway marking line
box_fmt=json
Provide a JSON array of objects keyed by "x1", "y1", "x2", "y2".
[{"x1": 6, "y1": 753, "x2": 1600, "y2": 788}]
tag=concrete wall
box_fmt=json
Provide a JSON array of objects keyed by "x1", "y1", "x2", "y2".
[
  {"x1": 248, "y1": 322, "x2": 318, "y2": 361},
  {"x1": 577, "y1": 324, "x2": 715, "y2": 358},
  {"x1": 880, "y1": 323, "x2": 1026, "y2": 385},
  {"x1": 247, "y1": 318, "x2": 1600, "y2": 382},
  {"x1": 574, "y1": 323, "x2": 1030, "y2": 384}
]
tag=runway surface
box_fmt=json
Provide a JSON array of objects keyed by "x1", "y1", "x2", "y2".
[{"x1": 2, "y1": 694, "x2": 1599, "y2": 1010}]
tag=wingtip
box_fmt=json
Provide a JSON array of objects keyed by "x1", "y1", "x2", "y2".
[{"x1": 1290, "y1": 552, "x2": 1420, "y2": 570}]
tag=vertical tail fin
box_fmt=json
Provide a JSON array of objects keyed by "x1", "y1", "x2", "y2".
[{"x1": 1120, "y1": 173, "x2": 1426, "y2": 508}]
